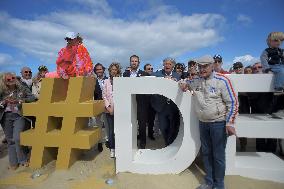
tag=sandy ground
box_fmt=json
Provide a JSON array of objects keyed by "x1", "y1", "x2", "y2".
[{"x1": 1, "y1": 126, "x2": 284, "y2": 189}]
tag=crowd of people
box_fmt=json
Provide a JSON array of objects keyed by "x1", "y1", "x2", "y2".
[{"x1": 0, "y1": 31, "x2": 284, "y2": 189}]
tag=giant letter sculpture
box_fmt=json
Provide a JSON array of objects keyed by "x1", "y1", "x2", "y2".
[
  {"x1": 114, "y1": 77, "x2": 200, "y2": 174},
  {"x1": 114, "y1": 75, "x2": 284, "y2": 183},
  {"x1": 20, "y1": 77, "x2": 105, "y2": 169}
]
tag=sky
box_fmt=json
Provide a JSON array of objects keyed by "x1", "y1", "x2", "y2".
[{"x1": 0, "y1": 0, "x2": 284, "y2": 75}]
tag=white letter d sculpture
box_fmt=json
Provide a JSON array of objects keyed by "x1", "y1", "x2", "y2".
[{"x1": 114, "y1": 77, "x2": 200, "y2": 174}]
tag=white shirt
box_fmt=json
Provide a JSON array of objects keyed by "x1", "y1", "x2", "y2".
[{"x1": 130, "y1": 70, "x2": 138, "y2": 77}]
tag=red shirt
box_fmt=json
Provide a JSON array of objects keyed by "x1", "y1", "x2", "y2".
[{"x1": 56, "y1": 44, "x2": 93, "y2": 77}]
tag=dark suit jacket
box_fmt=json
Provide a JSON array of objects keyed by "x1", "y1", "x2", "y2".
[
  {"x1": 151, "y1": 70, "x2": 180, "y2": 113},
  {"x1": 94, "y1": 76, "x2": 108, "y2": 100},
  {"x1": 123, "y1": 69, "x2": 145, "y2": 77},
  {"x1": 123, "y1": 69, "x2": 152, "y2": 121}
]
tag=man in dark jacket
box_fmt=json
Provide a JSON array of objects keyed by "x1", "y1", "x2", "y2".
[
  {"x1": 152, "y1": 57, "x2": 181, "y2": 146},
  {"x1": 123, "y1": 55, "x2": 155, "y2": 149},
  {"x1": 93, "y1": 63, "x2": 108, "y2": 152}
]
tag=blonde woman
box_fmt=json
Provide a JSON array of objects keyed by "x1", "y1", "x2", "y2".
[
  {"x1": 102, "y1": 62, "x2": 121, "y2": 158},
  {"x1": 0, "y1": 72, "x2": 36, "y2": 169}
]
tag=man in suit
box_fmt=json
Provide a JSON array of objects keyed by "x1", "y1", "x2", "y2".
[
  {"x1": 152, "y1": 57, "x2": 181, "y2": 146},
  {"x1": 123, "y1": 55, "x2": 144, "y2": 77},
  {"x1": 123, "y1": 55, "x2": 155, "y2": 149},
  {"x1": 144, "y1": 63, "x2": 154, "y2": 75}
]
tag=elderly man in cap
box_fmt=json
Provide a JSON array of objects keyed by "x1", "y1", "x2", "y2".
[
  {"x1": 179, "y1": 55, "x2": 238, "y2": 189},
  {"x1": 56, "y1": 32, "x2": 93, "y2": 79}
]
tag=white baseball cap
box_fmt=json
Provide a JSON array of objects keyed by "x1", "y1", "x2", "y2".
[
  {"x1": 195, "y1": 55, "x2": 214, "y2": 65},
  {"x1": 65, "y1": 32, "x2": 78, "y2": 40}
]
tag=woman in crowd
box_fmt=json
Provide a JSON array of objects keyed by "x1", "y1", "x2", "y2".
[
  {"x1": 174, "y1": 63, "x2": 186, "y2": 77},
  {"x1": 0, "y1": 72, "x2": 36, "y2": 169},
  {"x1": 102, "y1": 62, "x2": 122, "y2": 158}
]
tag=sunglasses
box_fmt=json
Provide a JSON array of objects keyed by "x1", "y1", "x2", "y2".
[
  {"x1": 234, "y1": 66, "x2": 243, "y2": 70},
  {"x1": 254, "y1": 66, "x2": 262, "y2": 69},
  {"x1": 24, "y1": 71, "x2": 32, "y2": 74},
  {"x1": 214, "y1": 60, "x2": 222, "y2": 63},
  {"x1": 5, "y1": 77, "x2": 16, "y2": 82},
  {"x1": 147, "y1": 68, "x2": 153, "y2": 70}
]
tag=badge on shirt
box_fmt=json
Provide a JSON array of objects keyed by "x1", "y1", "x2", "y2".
[{"x1": 209, "y1": 86, "x2": 216, "y2": 93}]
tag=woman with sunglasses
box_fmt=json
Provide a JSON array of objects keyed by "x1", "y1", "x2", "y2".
[
  {"x1": 174, "y1": 62, "x2": 190, "y2": 79},
  {"x1": 0, "y1": 72, "x2": 36, "y2": 170},
  {"x1": 174, "y1": 63, "x2": 185, "y2": 75}
]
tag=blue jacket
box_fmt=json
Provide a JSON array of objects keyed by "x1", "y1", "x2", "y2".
[{"x1": 152, "y1": 70, "x2": 180, "y2": 80}]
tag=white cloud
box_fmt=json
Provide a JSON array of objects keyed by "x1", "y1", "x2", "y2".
[
  {"x1": 0, "y1": 53, "x2": 13, "y2": 66},
  {"x1": 0, "y1": 52, "x2": 22, "y2": 72},
  {"x1": 67, "y1": 0, "x2": 112, "y2": 16},
  {"x1": 0, "y1": 2, "x2": 226, "y2": 70},
  {"x1": 237, "y1": 14, "x2": 252, "y2": 24},
  {"x1": 233, "y1": 54, "x2": 259, "y2": 66}
]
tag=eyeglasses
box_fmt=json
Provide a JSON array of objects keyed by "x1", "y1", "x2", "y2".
[
  {"x1": 147, "y1": 68, "x2": 153, "y2": 70},
  {"x1": 254, "y1": 66, "x2": 262, "y2": 69},
  {"x1": 24, "y1": 71, "x2": 32, "y2": 74},
  {"x1": 214, "y1": 60, "x2": 222, "y2": 63}
]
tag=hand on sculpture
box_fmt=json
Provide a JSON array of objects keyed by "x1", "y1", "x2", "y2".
[
  {"x1": 106, "y1": 106, "x2": 114, "y2": 115},
  {"x1": 179, "y1": 81, "x2": 188, "y2": 92},
  {"x1": 226, "y1": 126, "x2": 237, "y2": 137},
  {"x1": 62, "y1": 75, "x2": 70, "y2": 80}
]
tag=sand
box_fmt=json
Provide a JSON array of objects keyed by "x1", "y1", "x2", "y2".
[{"x1": 1, "y1": 128, "x2": 284, "y2": 189}]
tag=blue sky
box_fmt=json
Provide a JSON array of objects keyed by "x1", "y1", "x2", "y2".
[{"x1": 0, "y1": 0, "x2": 283, "y2": 75}]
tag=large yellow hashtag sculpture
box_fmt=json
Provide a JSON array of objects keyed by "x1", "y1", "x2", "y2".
[{"x1": 20, "y1": 77, "x2": 105, "y2": 169}]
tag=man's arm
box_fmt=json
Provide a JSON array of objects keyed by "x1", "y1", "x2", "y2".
[
  {"x1": 218, "y1": 74, "x2": 239, "y2": 135},
  {"x1": 56, "y1": 48, "x2": 69, "y2": 78}
]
